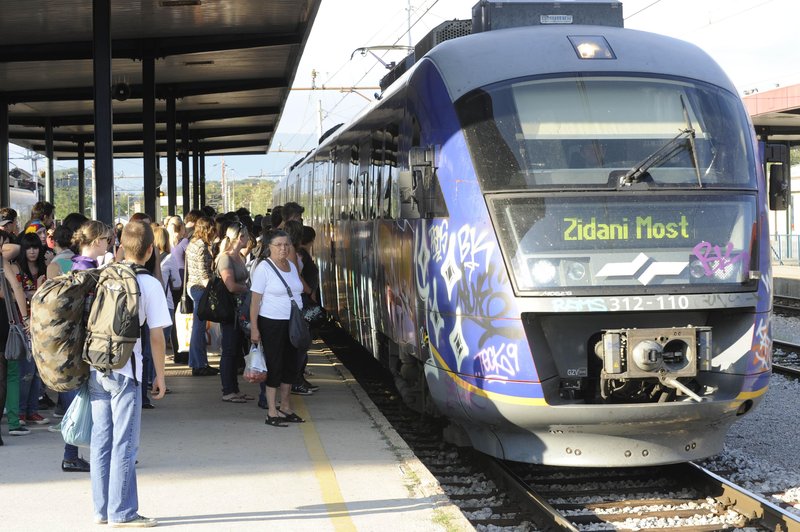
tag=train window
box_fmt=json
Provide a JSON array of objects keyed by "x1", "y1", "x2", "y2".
[
  {"x1": 457, "y1": 76, "x2": 757, "y2": 191},
  {"x1": 382, "y1": 125, "x2": 399, "y2": 219}
]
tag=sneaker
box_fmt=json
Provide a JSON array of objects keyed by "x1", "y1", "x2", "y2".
[
  {"x1": 291, "y1": 384, "x2": 313, "y2": 396},
  {"x1": 53, "y1": 404, "x2": 66, "y2": 418},
  {"x1": 18, "y1": 415, "x2": 26, "y2": 426},
  {"x1": 24, "y1": 413, "x2": 50, "y2": 425},
  {"x1": 303, "y1": 379, "x2": 320, "y2": 392},
  {"x1": 110, "y1": 515, "x2": 157, "y2": 528},
  {"x1": 38, "y1": 393, "x2": 56, "y2": 409},
  {"x1": 62, "y1": 457, "x2": 90, "y2": 472},
  {"x1": 9, "y1": 426, "x2": 31, "y2": 436},
  {"x1": 48, "y1": 422, "x2": 63, "y2": 433}
]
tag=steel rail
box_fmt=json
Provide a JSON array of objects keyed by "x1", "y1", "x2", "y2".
[{"x1": 685, "y1": 462, "x2": 800, "y2": 532}]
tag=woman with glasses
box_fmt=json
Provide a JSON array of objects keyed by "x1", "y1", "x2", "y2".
[
  {"x1": 249, "y1": 230, "x2": 305, "y2": 427},
  {"x1": 185, "y1": 216, "x2": 218, "y2": 376},
  {"x1": 216, "y1": 222, "x2": 252, "y2": 403}
]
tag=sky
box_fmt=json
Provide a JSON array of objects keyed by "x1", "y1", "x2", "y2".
[{"x1": 8, "y1": 0, "x2": 800, "y2": 186}]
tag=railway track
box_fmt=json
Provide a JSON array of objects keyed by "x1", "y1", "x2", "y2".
[
  {"x1": 773, "y1": 296, "x2": 800, "y2": 316},
  {"x1": 772, "y1": 340, "x2": 800, "y2": 377},
  {"x1": 487, "y1": 459, "x2": 800, "y2": 531},
  {"x1": 321, "y1": 323, "x2": 800, "y2": 530}
]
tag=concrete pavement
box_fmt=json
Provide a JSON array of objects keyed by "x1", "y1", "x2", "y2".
[{"x1": 0, "y1": 339, "x2": 472, "y2": 531}]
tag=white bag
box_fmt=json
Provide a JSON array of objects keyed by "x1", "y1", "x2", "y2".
[
  {"x1": 174, "y1": 307, "x2": 193, "y2": 354},
  {"x1": 243, "y1": 343, "x2": 267, "y2": 383},
  {"x1": 206, "y1": 322, "x2": 221, "y2": 353}
]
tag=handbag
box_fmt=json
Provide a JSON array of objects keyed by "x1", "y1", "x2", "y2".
[
  {"x1": 197, "y1": 272, "x2": 235, "y2": 324},
  {"x1": 0, "y1": 260, "x2": 31, "y2": 361},
  {"x1": 6, "y1": 323, "x2": 31, "y2": 362},
  {"x1": 61, "y1": 382, "x2": 93, "y2": 447},
  {"x1": 265, "y1": 259, "x2": 311, "y2": 351},
  {"x1": 301, "y1": 293, "x2": 327, "y2": 328},
  {"x1": 179, "y1": 264, "x2": 193, "y2": 314}
]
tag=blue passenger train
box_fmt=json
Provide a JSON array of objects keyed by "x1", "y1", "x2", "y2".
[{"x1": 275, "y1": 1, "x2": 786, "y2": 466}]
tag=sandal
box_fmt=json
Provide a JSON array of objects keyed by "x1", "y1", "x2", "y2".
[
  {"x1": 278, "y1": 409, "x2": 305, "y2": 423},
  {"x1": 265, "y1": 416, "x2": 288, "y2": 427},
  {"x1": 222, "y1": 394, "x2": 246, "y2": 403}
]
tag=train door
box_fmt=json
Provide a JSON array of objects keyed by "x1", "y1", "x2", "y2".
[
  {"x1": 320, "y1": 152, "x2": 338, "y2": 315},
  {"x1": 333, "y1": 146, "x2": 353, "y2": 329},
  {"x1": 356, "y1": 136, "x2": 379, "y2": 354}
]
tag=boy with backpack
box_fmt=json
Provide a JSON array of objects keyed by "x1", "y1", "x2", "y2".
[{"x1": 88, "y1": 220, "x2": 171, "y2": 528}]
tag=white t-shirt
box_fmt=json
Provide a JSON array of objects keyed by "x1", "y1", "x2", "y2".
[
  {"x1": 93, "y1": 273, "x2": 172, "y2": 382},
  {"x1": 251, "y1": 259, "x2": 303, "y2": 320}
]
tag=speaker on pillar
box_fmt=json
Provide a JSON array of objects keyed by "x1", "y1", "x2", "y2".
[{"x1": 112, "y1": 83, "x2": 131, "y2": 101}]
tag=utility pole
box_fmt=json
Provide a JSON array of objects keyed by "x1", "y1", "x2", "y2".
[
  {"x1": 221, "y1": 157, "x2": 226, "y2": 212},
  {"x1": 318, "y1": 100, "x2": 323, "y2": 141},
  {"x1": 408, "y1": 0, "x2": 413, "y2": 48}
]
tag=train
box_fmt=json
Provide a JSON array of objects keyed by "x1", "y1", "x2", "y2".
[{"x1": 275, "y1": 1, "x2": 787, "y2": 467}]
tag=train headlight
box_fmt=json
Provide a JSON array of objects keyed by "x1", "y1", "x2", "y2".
[
  {"x1": 689, "y1": 258, "x2": 741, "y2": 282},
  {"x1": 530, "y1": 259, "x2": 558, "y2": 286},
  {"x1": 565, "y1": 261, "x2": 587, "y2": 282},
  {"x1": 689, "y1": 259, "x2": 706, "y2": 279},
  {"x1": 568, "y1": 36, "x2": 616, "y2": 60}
]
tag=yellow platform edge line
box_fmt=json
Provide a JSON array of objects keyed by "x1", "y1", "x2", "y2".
[{"x1": 293, "y1": 397, "x2": 357, "y2": 532}]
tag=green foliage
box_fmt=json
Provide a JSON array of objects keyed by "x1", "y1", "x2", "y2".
[
  {"x1": 203, "y1": 178, "x2": 277, "y2": 216},
  {"x1": 50, "y1": 168, "x2": 277, "y2": 220}
]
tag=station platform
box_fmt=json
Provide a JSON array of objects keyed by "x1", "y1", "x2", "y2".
[
  {"x1": 0, "y1": 339, "x2": 472, "y2": 531},
  {"x1": 773, "y1": 263, "x2": 800, "y2": 297}
]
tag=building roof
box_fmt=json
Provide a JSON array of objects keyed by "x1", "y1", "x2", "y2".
[
  {"x1": 0, "y1": 0, "x2": 321, "y2": 158},
  {"x1": 743, "y1": 84, "x2": 800, "y2": 143}
]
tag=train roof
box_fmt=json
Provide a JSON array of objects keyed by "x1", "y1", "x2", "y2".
[{"x1": 425, "y1": 24, "x2": 737, "y2": 102}]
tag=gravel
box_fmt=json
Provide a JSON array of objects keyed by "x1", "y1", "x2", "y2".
[{"x1": 697, "y1": 313, "x2": 800, "y2": 516}]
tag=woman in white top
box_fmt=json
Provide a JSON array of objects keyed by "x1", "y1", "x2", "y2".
[{"x1": 250, "y1": 230, "x2": 305, "y2": 427}]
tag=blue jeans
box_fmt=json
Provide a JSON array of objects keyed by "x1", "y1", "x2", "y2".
[
  {"x1": 18, "y1": 353, "x2": 41, "y2": 417},
  {"x1": 89, "y1": 371, "x2": 142, "y2": 524},
  {"x1": 220, "y1": 320, "x2": 240, "y2": 395},
  {"x1": 189, "y1": 286, "x2": 208, "y2": 369},
  {"x1": 60, "y1": 388, "x2": 80, "y2": 460}
]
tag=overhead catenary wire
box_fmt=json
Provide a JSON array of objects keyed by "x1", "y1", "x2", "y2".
[{"x1": 276, "y1": 0, "x2": 446, "y2": 174}]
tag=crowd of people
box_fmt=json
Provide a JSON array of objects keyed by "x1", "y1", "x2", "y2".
[{"x1": 0, "y1": 199, "x2": 320, "y2": 527}]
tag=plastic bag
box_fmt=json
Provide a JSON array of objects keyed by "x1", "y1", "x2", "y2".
[
  {"x1": 243, "y1": 343, "x2": 267, "y2": 383},
  {"x1": 174, "y1": 307, "x2": 193, "y2": 354},
  {"x1": 62, "y1": 382, "x2": 93, "y2": 447}
]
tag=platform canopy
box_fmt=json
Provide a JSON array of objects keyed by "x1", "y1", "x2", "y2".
[
  {"x1": 744, "y1": 85, "x2": 800, "y2": 144},
  {"x1": 0, "y1": 0, "x2": 321, "y2": 158}
]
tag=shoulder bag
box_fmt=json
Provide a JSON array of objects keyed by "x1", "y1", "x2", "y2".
[
  {"x1": 265, "y1": 259, "x2": 311, "y2": 351},
  {"x1": 179, "y1": 258, "x2": 193, "y2": 314},
  {"x1": 0, "y1": 260, "x2": 31, "y2": 361},
  {"x1": 197, "y1": 258, "x2": 235, "y2": 324}
]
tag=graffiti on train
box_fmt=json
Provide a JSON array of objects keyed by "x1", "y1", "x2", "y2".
[{"x1": 416, "y1": 220, "x2": 528, "y2": 379}]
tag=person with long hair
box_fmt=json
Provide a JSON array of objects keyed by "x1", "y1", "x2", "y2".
[
  {"x1": 12, "y1": 232, "x2": 49, "y2": 427},
  {"x1": 216, "y1": 221, "x2": 251, "y2": 402},
  {"x1": 154, "y1": 225, "x2": 180, "y2": 353},
  {"x1": 186, "y1": 216, "x2": 218, "y2": 376},
  {"x1": 250, "y1": 230, "x2": 305, "y2": 427},
  {"x1": 0, "y1": 229, "x2": 32, "y2": 441}
]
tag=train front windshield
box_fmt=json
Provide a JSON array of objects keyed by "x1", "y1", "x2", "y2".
[{"x1": 456, "y1": 75, "x2": 759, "y2": 294}]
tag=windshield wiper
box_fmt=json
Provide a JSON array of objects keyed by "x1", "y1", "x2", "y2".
[
  {"x1": 619, "y1": 127, "x2": 695, "y2": 186},
  {"x1": 680, "y1": 94, "x2": 703, "y2": 187}
]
